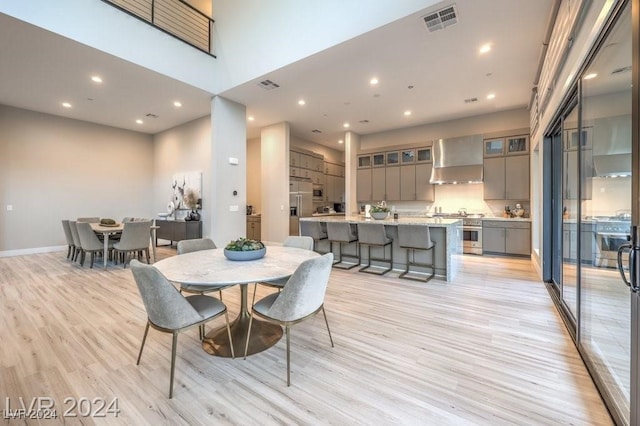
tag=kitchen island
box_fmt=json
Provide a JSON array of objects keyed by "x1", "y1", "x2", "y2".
[{"x1": 300, "y1": 215, "x2": 462, "y2": 282}]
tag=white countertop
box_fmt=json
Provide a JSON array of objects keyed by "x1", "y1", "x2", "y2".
[{"x1": 301, "y1": 215, "x2": 461, "y2": 227}]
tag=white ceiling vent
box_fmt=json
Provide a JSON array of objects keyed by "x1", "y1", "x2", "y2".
[
  {"x1": 257, "y1": 79, "x2": 280, "y2": 90},
  {"x1": 422, "y1": 4, "x2": 458, "y2": 33}
]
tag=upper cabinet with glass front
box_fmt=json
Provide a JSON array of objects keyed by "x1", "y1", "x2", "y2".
[
  {"x1": 484, "y1": 136, "x2": 529, "y2": 157},
  {"x1": 416, "y1": 147, "x2": 432, "y2": 163},
  {"x1": 372, "y1": 153, "x2": 385, "y2": 167},
  {"x1": 357, "y1": 154, "x2": 371, "y2": 168},
  {"x1": 505, "y1": 136, "x2": 529, "y2": 155},
  {"x1": 386, "y1": 151, "x2": 399, "y2": 166},
  {"x1": 401, "y1": 149, "x2": 415, "y2": 164}
]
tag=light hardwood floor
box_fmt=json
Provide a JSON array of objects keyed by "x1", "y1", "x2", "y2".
[{"x1": 0, "y1": 249, "x2": 614, "y2": 425}]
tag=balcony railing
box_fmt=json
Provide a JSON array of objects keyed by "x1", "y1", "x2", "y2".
[{"x1": 102, "y1": 0, "x2": 215, "y2": 56}]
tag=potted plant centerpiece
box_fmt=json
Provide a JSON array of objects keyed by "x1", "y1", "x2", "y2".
[
  {"x1": 370, "y1": 201, "x2": 390, "y2": 220},
  {"x1": 224, "y1": 237, "x2": 266, "y2": 261}
]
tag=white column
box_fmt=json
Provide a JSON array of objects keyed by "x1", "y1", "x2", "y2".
[
  {"x1": 260, "y1": 122, "x2": 290, "y2": 243},
  {"x1": 210, "y1": 96, "x2": 247, "y2": 246},
  {"x1": 345, "y1": 131, "x2": 360, "y2": 215}
]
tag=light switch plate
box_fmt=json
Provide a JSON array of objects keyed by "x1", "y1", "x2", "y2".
[
  {"x1": 229, "y1": 205, "x2": 239, "y2": 212},
  {"x1": 6, "y1": 205, "x2": 13, "y2": 211}
]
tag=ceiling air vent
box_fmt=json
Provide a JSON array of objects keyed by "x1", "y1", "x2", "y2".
[
  {"x1": 145, "y1": 113, "x2": 159, "y2": 118},
  {"x1": 464, "y1": 97, "x2": 478, "y2": 104},
  {"x1": 423, "y1": 4, "x2": 458, "y2": 33},
  {"x1": 311, "y1": 129, "x2": 322, "y2": 133},
  {"x1": 257, "y1": 79, "x2": 280, "y2": 90}
]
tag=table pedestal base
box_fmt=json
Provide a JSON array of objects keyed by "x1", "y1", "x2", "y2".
[{"x1": 202, "y1": 311, "x2": 282, "y2": 358}]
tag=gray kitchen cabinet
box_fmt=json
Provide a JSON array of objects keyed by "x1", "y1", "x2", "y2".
[
  {"x1": 482, "y1": 220, "x2": 530, "y2": 256},
  {"x1": 505, "y1": 155, "x2": 529, "y2": 200},
  {"x1": 385, "y1": 166, "x2": 400, "y2": 200},
  {"x1": 563, "y1": 222, "x2": 596, "y2": 263},
  {"x1": 400, "y1": 165, "x2": 416, "y2": 200},
  {"x1": 357, "y1": 168, "x2": 372, "y2": 201},
  {"x1": 372, "y1": 167, "x2": 386, "y2": 201},
  {"x1": 563, "y1": 148, "x2": 593, "y2": 200},
  {"x1": 484, "y1": 155, "x2": 529, "y2": 200},
  {"x1": 325, "y1": 174, "x2": 345, "y2": 202},
  {"x1": 246, "y1": 216, "x2": 261, "y2": 240},
  {"x1": 416, "y1": 163, "x2": 435, "y2": 201}
]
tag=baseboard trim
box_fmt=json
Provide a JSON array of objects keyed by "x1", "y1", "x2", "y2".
[{"x1": 0, "y1": 245, "x2": 66, "y2": 258}]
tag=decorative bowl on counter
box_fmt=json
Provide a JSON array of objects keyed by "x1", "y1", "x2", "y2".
[{"x1": 370, "y1": 211, "x2": 389, "y2": 220}]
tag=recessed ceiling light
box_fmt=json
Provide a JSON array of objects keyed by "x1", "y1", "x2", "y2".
[
  {"x1": 343, "y1": 122, "x2": 350, "y2": 128},
  {"x1": 370, "y1": 77, "x2": 379, "y2": 85},
  {"x1": 584, "y1": 73, "x2": 598, "y2": 80},
  {"x1": 61, "y1": 102, "x2": 72, "y2": 108},
  {"x1": 479, "y1": 43, "x2": 491, "y2": 54},
  {"x1": 173, "y1": 101, "x2": 182, "y2": 107},
  {"x1": 247, "y1": 116, "x2": 255, "y2": 121},
  {"x1": 404, "y1": 110, "x2": 412, "y2": 116},
  {"x1": 298, "y1": 99, "x2": 306, "y2": 106},
  {"x1": 136, "y1": 119, "x2": 143, "y2": 124},
  {"x1": 338, "y1": 140, "x2": 344, "y2": 144},
  {"x1": 91, "y1": 75, "x2": 102, "y2": 83},
  {"x1": 487, "y1": 93, "x2": 496, "y2": 100}
]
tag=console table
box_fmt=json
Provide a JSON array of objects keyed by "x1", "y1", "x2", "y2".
[{"x1": 155, "y1": 220, "x2": 202, "y2": 246}]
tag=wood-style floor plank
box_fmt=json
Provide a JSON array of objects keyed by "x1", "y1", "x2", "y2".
[{"x1": 0, "y1": 249, "x2": 613, "y2": 425}]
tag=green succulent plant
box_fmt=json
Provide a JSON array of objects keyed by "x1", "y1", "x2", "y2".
[
  {"x1": 370, "y1": 202, "x2": 390, "y2": 213},
  {"x1": 225, "y1": 237, "x2": 265, "y2": 251}
]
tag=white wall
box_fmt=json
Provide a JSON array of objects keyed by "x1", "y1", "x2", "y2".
[
  {"x1": 213, "y1": 0, "x2": 440, "y2": 88},
  {"x1": 0, "y1": 104, "x2": 153, "y2": 254},
  {"x1": 0, "y1": 0, "x2": 223, "y2": 93},
  {"x1": 153, "y1": 115, "x2": 212, "y2": 233}
]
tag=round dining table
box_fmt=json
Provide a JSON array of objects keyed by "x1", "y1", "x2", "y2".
[{"x1": 153, "y1": 245, "x2": 319, "y2": 357}]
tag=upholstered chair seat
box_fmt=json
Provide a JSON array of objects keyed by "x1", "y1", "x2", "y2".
[
  {"x1": 357, "y1": 223, "x2": 393, "y2": 275},
  {"x1": 397, "y1": 224, "x2": 436, "y2": 282},
  {"x1": 326, "y1": 222, "x2": 359, "y2": 269}
]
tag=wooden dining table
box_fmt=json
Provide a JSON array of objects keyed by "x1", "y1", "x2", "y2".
[
  {"x1": 90, "y1": 222, "x2": 124, "y2": 269},
  {"x1": 90, "y1": 221, "x2": 160, "y2": 269},
  {"x1": 153, "y1": 245, "x2": 319, "y2": 357}
]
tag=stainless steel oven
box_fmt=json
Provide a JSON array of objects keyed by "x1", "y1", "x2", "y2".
[
  {"x1": 462, "y1": 217, "x2": 483, "y2": 255},
  {"x1": 594, "y1": 220, "x2": 630, "y2": 268}
]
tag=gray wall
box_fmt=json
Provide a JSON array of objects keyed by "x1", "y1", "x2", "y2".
[{"x1": 0, "y1": 104, "x2": 153, "y2": 254}]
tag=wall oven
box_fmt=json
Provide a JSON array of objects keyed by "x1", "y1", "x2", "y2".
[
  {"x1": 312, "y1": 185, "x2": 323, "y2": 201},
  {"x1": 462, "y1": 217, "x2": 483, "y2": 255}
]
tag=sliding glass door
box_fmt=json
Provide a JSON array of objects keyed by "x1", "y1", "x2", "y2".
[
  {"x1": 545, "y1": 1, "x2": 636, "y2": 423},
  {"x1": 579, "y1": 4, "x2": 632, "y2": 419}
]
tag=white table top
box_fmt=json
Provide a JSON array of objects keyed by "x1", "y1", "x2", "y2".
[{"x1": 153, "y1": 246, "x2": 319, "y2": 286}]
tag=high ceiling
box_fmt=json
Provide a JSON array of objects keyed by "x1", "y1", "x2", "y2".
[{"x1": 0, "y1": 1, "x2": 556, "y2": 149}]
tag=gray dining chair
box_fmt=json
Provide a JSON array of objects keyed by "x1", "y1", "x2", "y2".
[
  {"x1": 130, "y1": 260, "x2": 234, "y2": 398},
  {"x1": 176, "y1": 238, "x2": 231, "y2": 305},
  {"x1": 68, "y1": 221, "x2": 82, "y2": 263},
  {"x1": 61, "y1": 220, "x2": 75, "y2": 259},
  {"x1": 76, "y1": 222, "x2": 115, "y2": 268},
  {"x1": 251, "y1": 236, "x2": 314, "y2": 304},
  {"x1": 244, "y1": 253, "x2": 334, "y2": 386},
  {"x1": 113, "y1": 220, "x2": 152, "y2": 267}
]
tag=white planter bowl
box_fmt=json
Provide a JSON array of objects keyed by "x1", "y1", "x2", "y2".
[
  {"x1": 224, "y1": 247, "x2": 266, "y2": 261},
  {"x1": 370, "y1": 211, "x2": 389, "y2": 220}
]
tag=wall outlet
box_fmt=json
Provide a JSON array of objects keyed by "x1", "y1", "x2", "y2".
[
  {"x1": 229, "y1": 205, "x2": 239, "y2": 212},
  {"x1": 6, "y1": 205, "x2": 13, "y2": 211}
]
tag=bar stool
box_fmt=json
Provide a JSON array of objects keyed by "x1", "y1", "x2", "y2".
[
  {"x1": 397, "y1": 224, "x2": 436, "y2": 282},
  {"x1": 300, "y1": 221, "x2": 328, "y2": 254},
  {"x1": 357, "y1": 223, "x2": 393, "y2": 275},
  {"x1": 326, "y1": 222, "x2": 359, "y2": 269}
]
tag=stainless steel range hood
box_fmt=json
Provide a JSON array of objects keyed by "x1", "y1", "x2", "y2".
[
  {"x1": 593, "y1": 153, "x2": 631, "y2": 177},
  {"x1": 430, "y1": 134, "x2": 483, "y2": 184}
]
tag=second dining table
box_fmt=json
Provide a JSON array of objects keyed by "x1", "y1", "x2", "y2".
[{"x1": 153, "y1": 245, "x2": 319, "y2": 357}]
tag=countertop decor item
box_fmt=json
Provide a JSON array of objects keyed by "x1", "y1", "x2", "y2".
[
  {"x1": 224, "y1": 238, "x2": 266, "y2": 261},
  {"x1": 99, "y1": 218, "x2": 116, "y2": 226},
  {"x1": 370, "y1": 201, "x2": 390, "y2": 220}
]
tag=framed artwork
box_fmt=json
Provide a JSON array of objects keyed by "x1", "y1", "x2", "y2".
[{"x1": 171, "y1": 171, "x2": 202, "y2": 210}]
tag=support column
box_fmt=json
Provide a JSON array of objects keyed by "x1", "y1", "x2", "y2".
[
  {"x1": 210, "y1": 96, "x2": 247, "y2": 246},
  {"x1": 261, "y1": 122, "x2": 290, "y2": 243},
  {"x1": 345, "y1": 131, "x2": 360, "y2": 215}
]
